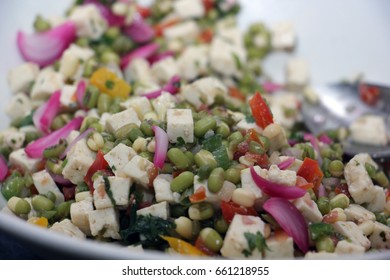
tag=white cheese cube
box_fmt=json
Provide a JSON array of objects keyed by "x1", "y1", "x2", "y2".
[
  {"x1": 286, "y1": 58, "x2": 309, "y2": 88},
  {"x1": 93, "y1": 176, "x2": 114, "y2": 210},
  {"x1": 151, "y1": 57, "x2": 179, "y2": 84},
  {"x1": 333, "y1": 221, "x2": 370, "y2": 249},
  {"x1": 236, "y1": 118, "x2": 261, "y2": 133},
  {"x1": 271, "y1": 21, "x2": 296, "y2": 50},
  {"x1": 268, "y1": 164, "x2": 297, "y2": 186},
  {"x1": 344, "y1": 154, "x2": 376, "y2": 204},
  {"x1": 59, "y1": 44, "x2": 95, "y2": 80},
  {"x1": 122, "y1": 155, "x2": 155, "y2": 188},
  {"x1": 151, "y1": 92, "x2": 176, "y2": 121},
  {"x1": 176, "y1": 45, "x2": 209, "y2": 81},
  {"x1": 108, "y1": 176, "x2": 132, "y2": 207},
  {"x1": 103, "y1": 143, "x2": 137, "y2": 177},
  {"x1": 369, "y1": 222, "x2": 390, "y2": 249},
  {"x1": 293, "y1": 193, "x2": 323, "y2": 223},
  {"x1": 220, "y1": 214, "x2": 265, "y2": 259},
  {"x1": 334, "y1": 240, "x2": 365, "y2": 255},
  {"x1": 264, "y1": 232, "x2": 294, "y2": 259},
  {"x1": 105, "y1": 108, "x2": 141, "y2": 133},
  {"x1": 153, "y1": 174, "x2": 180, "y2": 204},
  {"x1": 5, "y1": 93, "x2": 32, "y2": 120},
  {"x1": 217, "y1": 27, "x2": 245, "y2": 47},
  {"x1": 60, "y1": 84, "x2": 77, "y2": 108},
  {"x1": 182, "y1": 77, "x2": 227, "y2": 109},
  {"x1": 9, "y1": 149, "x2": 41, "y2": 172},
  {"x1": 88, "y1": 207, "x2": 121, "y2": 239},
  {"x1": 173, "y1": 0, "x2": 205, "y2": 19},
  {"x1": 32, "y1": 170, "x2": 64, "y2": 204},
  {"x1": 124, "y1": 57, "x2": 154, "y2": 84},
  {"x1": 167, "y1": 109, "x2": 194, "y2": 143},
  {"x1": 350, "y1": 115, "x2": 388, "y2": 146},
  {"x1": 137, "y1": 201, "x2": 170, "y2": 220},
  {"x1": 163, "y1": 20, "x2": 199, "y2": 43},
  {"x1": 209, "y1": 37, "x2": 246, "y2": 77},
  {"x1": 262, "y1": 123, "x2": 289, "y2": 153},
  {"x1": 70, "y1": 200, "x2": 94, "y2": 236},
  {"x1": 7, "y1": 62, "x2": 39, "y2": 93},
  {"x1": 304, "y1": 251, "x2": 338, "y2": 259},
  {"x1": 30, "y1": 69, "x2": 64, "y2": 101},
  {"x1": 50, "y1": 219, "x2": 86, "y2": 239},
  {"x1": 69, "y1": 4, "x2": 108, "y2": 40},
  {"x1": 344, "y1": 204, "x2": 376, "y2": 224},
  {"x1": 269, "y1": 93, "x2": 300, "y2": 129},
  {"x1": 120, "y1": 96, "x2": 152, "y2": 119},
  {"x1": 4, "y1": 130, "x2": 25, "y2": 150},
  {"x1": 241, "y1": 166, "x2": 266, "y2": 200},
  {"x1": 75, "y1": 191, "x2": 93, "y2": 202},
  {"x1": 366, "y1": 185, "x2": 386, "y2": 212},
  {"x1": 62, "y1": 139, "x2": 95, "y2": 184}
]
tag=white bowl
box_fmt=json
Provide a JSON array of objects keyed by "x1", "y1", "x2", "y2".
[{"x1": 0, "y1": 0, "x2": 389, "y2": 259}]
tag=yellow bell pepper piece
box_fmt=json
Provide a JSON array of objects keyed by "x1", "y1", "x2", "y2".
[
  {"x1": 28, "y1": 217, "x2": 49, "y2": 228},
  {"x1": 90, "y1": 68, "x2": 131, "y2": 99},
  {"x1": 161, "y1": 236, "x2": 206, "y2": 256}
]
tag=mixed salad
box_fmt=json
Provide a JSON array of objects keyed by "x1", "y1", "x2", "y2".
[{"x1": 1, "y1": 0, "x2": 390, "y2": 259}]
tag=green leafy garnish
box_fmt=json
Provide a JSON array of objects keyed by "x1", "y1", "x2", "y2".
[
  {"x1": 103, "y1": 176, "x2": 116, "y2": 207},
  {"x1": 202, "y1": 134, "x2": 230, "y2": 170},
  {"x1": 242, "y1": 231, "x2": 268, "y2": 257}
]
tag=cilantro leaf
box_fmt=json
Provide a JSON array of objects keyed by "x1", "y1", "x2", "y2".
[{"x1": 242, "y1": 231, "x2": 268, "y2": 257}]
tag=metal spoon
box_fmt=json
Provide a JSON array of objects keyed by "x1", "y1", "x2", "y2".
[{"x1": 301, "y1": 82, "x2": 390, "y2": 159}]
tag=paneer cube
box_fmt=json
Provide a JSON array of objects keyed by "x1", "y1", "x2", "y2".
[
  {"x1": 30, "y1": 69, "x2": 64, "y2": 101},
  {"x1": 153, "y1": 174, "x2": 180, "y2": 204},
  {"x1": 59, "y1": 44, "x2": 95, "y2": 80},
  {"x1": 69, "y1": 4, "x2": 108, "y2": 40},
  {"x1": 176, "y1": 45, "x2": 209, "y2": 80},
  {"x1": 105, "y1": 108, "x2": 141, "y2": 133},
  {"x1": 350, "y1": 115, "x2": 388, "y2": 146},
  {"x1": 122, "y1": 155, "x2": 155, "y2": 188},
  {"x1": 50, "y1": 219, "x2": 86, "y2": 239},
  {"x1": 62, "y1": 139, "x2": 95, "y2": 184},
  {"x1": 103, "y1": 143, "x2": 137, "y2": 177},
  {"x1": 70, "y1": 200, "x2": 94, "y2": 236},
  {"x1": 167, "y1": 109, "x2": 194, "y2": 143},
  {"x1": 124, "y1": 57, "x2": 154, "y2": 84},
  {"x1": 9, "y1": 149, "x2": 41, "y2": 172},
  {"x1": 262, "y1": 123, "x2": 289, "y2": 153},
  {"x1": 267, "y1": 164, "x2": 297, "y2": 186},
  {"x1": 193, "y1": 176, "x2": 236, "y2": 205},
  {"x1": 241, "y1": 166, "x2": 266, "y2": 200},
  {"x1": 344, "y1": 204, "x2": 376, "y2": 224},
  {"x1": 137, "y1": 201, "x2": 170, "y2": 220},
  {"x1": 209, "y1": 37, "x2": 246, "y2": 77},
  {"x1": 271, "y1": 21, "x2": 296, "y2": 50},
  {"x1": 60, "y1": 84, "x2": 77, "y2": 108},
  {"x1": 108, "y1": 176, "x2": 132, "y2": 207},
  {"x1": 173, "y1": 0, "x2": 205, "y2": 19},
  {"x1": 163, "y1": 21, "x2": 199, "y2": 43},
  {"x1": 88, "y1": 207, "x2": 121, "y2": 239},
  {"x1": 333, "y1": 221, "x2": 370, "y2": 249},
  {"x1": 344, "y1": 154, "x2": 376, "y2": 204},
  {"x1": 369, "y1": 222, "x2": 390, "y2": 249},
  {"x1": 264, "y1": 231, "x2": 294, "y2": 259},
  {"x1": 366, "y1": 185, "x2": 386, "y2": 212},
  {"x1": 5, "y1": 93, "x2": 32, "y2": 120},
  {"x1": 32, "y1": 170, "x2": 64, "y2": 204},
  {"x1": 120, "y1": 96, "x2": 152, "y2": 119},
  {"x1": 151, "y1": 57, "x2": 179, "y2": 84},
  {"x1": 93, "y1": 176, "x2": 114, "y2": 210},
  {"x1": 7, "y1": 62, "x2": 39, "y2": 93},
  {"x1": 286, "y1": 58, "x2": 309, "y2": 89},
  {"x1": 220, "y1": 214, "x2": 266, "y2": 259},
  {"x1": 293, "y1": 193, "x2": 323, "y2": 223},
  {"x1": 151, "y1": 92, "x2": 176, "y2": 121},
  {"x1": 182, "y1": 77, "x2": 227, "y2": 109},
  {"x1": 3, "y1": 130, "x2": 25, "y2": 150},
  {"x1": 334, "y1": 240, "x2": 365, "y2": 255}
]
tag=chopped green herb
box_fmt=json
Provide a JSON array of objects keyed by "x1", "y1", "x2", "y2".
[
  {"x1": 242, "y1": 231, "x2": 268, "y2": 257},
  {"x1": 105, "y1": 80, "x2": 115, "y2": 89}
]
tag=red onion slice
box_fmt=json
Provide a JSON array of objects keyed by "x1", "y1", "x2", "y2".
[
  {"x1": 60, "y1": 128, "x2": 95, "y2": 159},
  {"x1": 0, "y1": 155, "x2": 8, "y2": 181},
  {"x1": 120, "y1": 42, "x2": 159, "y2": 69},
  {"x1": 25, "y1": 117, "x2": 84, "y2": 159},
  {"x1": 75, "y1": 80, "x2": 87, "y2": 108},
  {"x1": 152, "y1": 125, "x2": 168, "y2": 169},
  {"x1": 124, "y1": 14, "x2": 155, "y2": 43},
  {"x1": 262, "y1": 81, "x2": 282, "y2": 93},
  {"x1": 148, "y1": 51, "x2": 175, "y2": 64},
  {"x1": 33, "y1": 90, "x2": 61, "y2": 134},
  {"x1": 143, "y1": 75, "x2": 181, "y2": 99},
  {"x1": 277, "y1": 157, "x2": 294, "y2": 170},
  {"x1": 318, "y1": 134, "x2": 333, "y2": 145},
  {"x1": 263, "y1": 197, "x2": 309, "y2": 253},
  {"x1": 17, "y1": 21, "x2": 76, "y2": 67},
  {"x1": 250, "y1": 166, "x2": 306, "y2": 199}
]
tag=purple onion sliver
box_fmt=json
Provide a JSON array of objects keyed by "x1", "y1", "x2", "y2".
[
  {"x1": 60, "y1": 127, "x2": 95, "y2": 159},
  {"x1": 124, "y1": 14, "x2": 155, "y2": 43},
  {"x1": 0, "y1": 155, "x2": 8, "y2": 181},
  {"x1": 277, "y1": 157, "x2": 295, "y2": 170}
]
